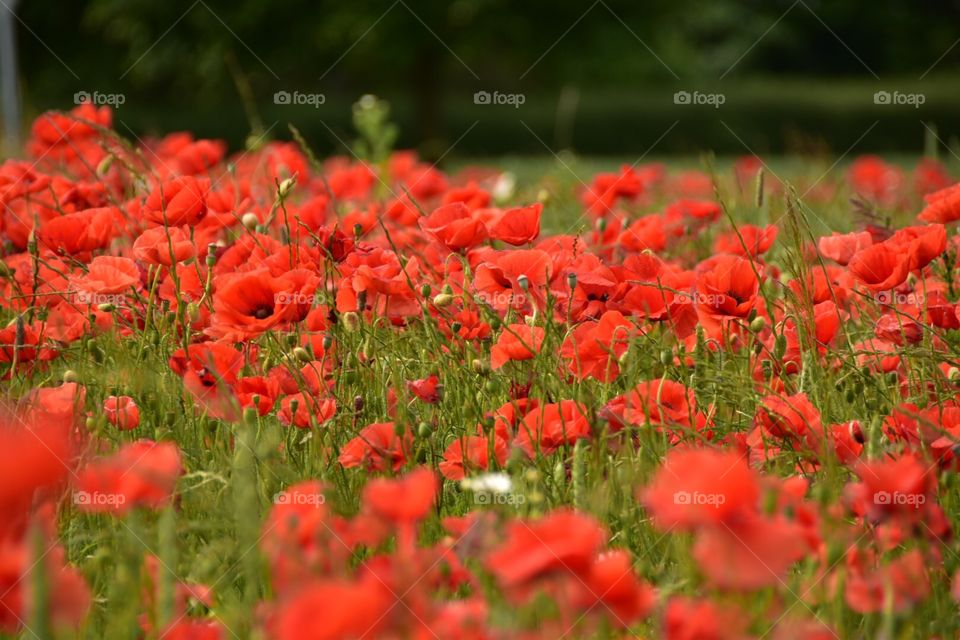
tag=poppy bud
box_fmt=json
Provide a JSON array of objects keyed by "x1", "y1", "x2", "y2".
[
  {"x1": 98, "y1": 302, "x2": 116, "y2": 312},
  {"x1": 471, "y1": 359, "x2": 490, "y2": 375},
  {"x1": 394, "y1": 422, "x2": 406, "y2": 438},
  {"x1": 749, "y1": 316, "x2": 766, "y2": 333},
  {"x1": 442, "y1": 284, "x2": 454, "y2": 295},
  {"x1": 278, "y1": 177, "x2": 296, "y2": 199},
  {"x1": 517, "y1": 274, "x2": 529, "y2": 291},
  {"x1": 950, "y1": 367, "x2": 960, "y2": 381},
  {"x1": 293, "y1": 347, "x2": 311, "y2": 363},
  {"x1": 524, "y1": 468, "x2": 541, "y2": 483},
  {"x1": 536, "y1": 188, "x2": 550, "y2": 203},
  {"x1": 432, "y1": 293, "x2": 454, "y2": 308},
  {"x1": 566, "y1": 272, "x2": 577, "y2": 290},
  {"x1": 322, "y1": 334, "x2": 334, "y2": 350},
  {"x1": 417, "y1": 421, "x2": 432, "y2": 438},
  {"x1": 354, "y1": 395, "x2": 364, "y2": 412},
  {"x1": 96, "y1": 154, "x2": 114, "y2": 176},
  {"x1": 660, "y1": 349, "x2": 673, "y2": 365},
  {"x1": 450, "y1": 321, "x2": 462, "y2": 334},
  {"x1": 241, "y1": 212, "x2": 259, "y2": 230},
  {"x1": 342, "y1": 311, "x2": 360, "y2": 331},
  {"x1": 205, "y1": 246, "x2": 217, "y2": 267},
  {"x1": 63, "y1": 370, "x2": 80, "y2": 383},
  {"x1": 420, "y1": 283, "x2": 431, "y2": 298},
  {"x1": 774, "y1": 334, "x2": 787, "y2": 359},
  {"x1": 596, "y1": 217, "x2": 607, "y2": 233}
]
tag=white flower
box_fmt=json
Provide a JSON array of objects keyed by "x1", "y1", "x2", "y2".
[{"x1": 461, "y1": 472, "x2": 513, "y2": 495}]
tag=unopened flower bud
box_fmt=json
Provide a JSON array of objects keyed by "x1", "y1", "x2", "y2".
[
  {"x1": 63, "y1": 370, "x2": 80, "y2": 383},
  {"x1": 417, "y1": 421, "x2": 432, "y2": 438},
  {"x1": 566, "y1": 272, "x2": 577, "y2": 291},
  {"x1": 749, "y1": 316, "x2": 766, "y2": 333},
  {"x1": 432, "y1": 293, "x2": 454, "y2": 308},
  {"x1": 420, "y1": 283, "x2": 431, "y2": 298},
  {"x1": 97, "y1": 302, "x2": 116, "y2": 312},
  {"x1": 293, "y1": 347, "x2": 311, "y2": 363},
  {"x1": 342, "y1": 311, "x2": 360, "y2": 331},
  {"x1": 96, "y1": 154, "x2": 114, "y2": 176},
  {"x1": 278, "y1": 177, "x2": 296, "y2": 199},
  {"x1": 241, "y1": 212, "x2": 259, "y2": 230},
  {"x1": 517, "y1": 274, "x2": 529, "y2": 291}
]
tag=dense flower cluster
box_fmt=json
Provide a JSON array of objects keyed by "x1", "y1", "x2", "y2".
[{"x1": 2, "y1": 104, "x2": 960, "y2": 638}]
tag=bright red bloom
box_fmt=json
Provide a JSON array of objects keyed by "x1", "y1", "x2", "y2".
[
  {"x1": 103, "y1": 395, "x2": 140, "y2": 431},
  {"x1": 474, "y1": 249, "x2": 553, "y2": 312},
  {"x1": 488, "y1": 202, "x2": 542, "y2": 246},
  {"x1": 817, "y1": 231, "x2": 872, "y2": 266},
  {"x1": 886, "y1": 223, "x2": 947, "y2": 271},
  {"x1": 848, "y1": 242, "x2": 911, "y2": 291},
  {"x1": 490, "y1": 324, "x2": 545, "y2": 369},
  {"x1": 439, "y1": 435, "x2": 508, "y2": 480},
  {"x1": 513, "y1": 400, "x2": 591, "y2": 457},
  {"x1": 75, "y1": 440, "x2": 182, "y2": 514},
  {"x1": 273, "y1": 577, "x2": 391, "y2": 640},
  {"x1": 642, "y1": 448, "x2": 758, "y2": 530},
  {"x1": 207, "y1": 268, "x2": 319, "y2": 341},
  {"x1": 713, "y1": 224, "x2": 778, "y2": 257},
  {"x1": 918, "y1": 182, "x2": 960, "y2": 223},
  {"x1": 338, "y1": 422, "x2": 413, "y2": 472},
  {"x1": 754, "y1": 393, "x2": 824, "y2": 451},
  {"x1": 407, "y1": 375, "x2": 442, "y2": 403},
  {"x1": 133, "y1": 226, "x2": 196, "y2": 267},
  {"x1": 38, "y1": 206, "x2": 120, "y2": 256},
  {"x1": 71, "y1": 256, "x2": 141, "y2": 296},
  {"x1": 486, "y1": 509, "x2": 607, "y2": 591},
  {"x1": 143, "y1": 176, "x2": 210, "y2": 226},
  {"x1": 845, "y1": 549, "x2": 929, "y2": 614},
  {"x1": 363, "y1": 467, "x2": 437, "y2": 525},
  {"x1": 419, "y1": 202, "x2": 488, "y2": 251},
  {"x1": 560, "y1": 310, "x2": 633, "y2": 382}
]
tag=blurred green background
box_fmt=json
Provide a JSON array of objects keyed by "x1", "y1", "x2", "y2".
[{"x1": 10, "y1": 0, "x2": 960, "y2": 157}]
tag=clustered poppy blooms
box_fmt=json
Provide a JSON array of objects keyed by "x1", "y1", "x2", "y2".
[{"x1": 2, "y1": 103, "x2": 960, "y2": 637}]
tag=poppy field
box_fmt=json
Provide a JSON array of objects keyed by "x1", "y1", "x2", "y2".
[{"x1": 4, "y1": 100, "x2": 960, "y2": 639}]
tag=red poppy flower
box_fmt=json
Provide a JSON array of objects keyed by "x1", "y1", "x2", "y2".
[
  {"x1": 338, "y1": 422, "x2": 413, "y2": 473},
  {"x1": 75, "y1": 440, "x2": 182, "y2": 514},
  {"x1": 694, "y1": 255, "x2": 761, "y2": 336},
  {"x1": 754, "y1": 393, "x2": 824, "y2": 451},
  {"x1": 642, "y1": 448, "x2": 758, "y2": 530},
  {"x1": 488, "y1": 203, "x2": 542, "y2": 246},
  {"x1": 918, "y1": 182, "x2": 960, "y2": 223},
  {"x1": 485, "y1": 509, "x2": 607, "y2": 591},
  {"x1": 713, "y1": 224, "x2": 778, "y2": 257},
  {"x1": 132, "y1": 226, "x2": 196, "y2": 267},
  {"x1": 886, "y1": 223, "x2": 947, "y2": 271},
  {"x1": 572, "y1": 550, "x2": 656, "y2": 628},
  {"x1": 560, "y1": 310, "x2": 633, "y2": 382},
  {"x1": 37, "y1": 206, "x2": 119, "y2": 256},
  {"x1": 71, "y1": 256, "x2": 141, "y2": 296},
  {"x1": 143, "y1": 176, "x2": 210, "y2": 226},
  {"x1": 845, "y1": 549, "x2": 929, "y2": 614},
  {"x1": 407, "y1": 375, "x2": 442, "y2": 403},
  {"x1": 513, "y1": 400, "x2": 591, "y2": 457},
  {"x1": 473, "y1": 249, "x2": 553, "y2": 312},
  {"x1": 103, "y1": 395, "x2": 140, "y2": 431},
  {"x1": 439, "y1": 435, "x2": 508, "y2": 480},
  {"x1": 818, "y1": 231, "x2": 873, "y2": 266},
  {"x1": 847, "y1": 242, "x2": 911, "y2": 291},
  {"x1": 692, "y1": 512, "x2": 808, "y2": 590},
  {"x1": 490, "y1": 324, "x2": 545, "y2": 369},
  {"x1": 273, "y1": 577, "x2": 391, "y2": 640},
  {"x1": 207, "y1": 268, "x2": 319, "y2": 341},
  {"x1": 419, "y1": 202, "x2": 488, "y2": 251},
  {"x1": 363, "y1": 466, "x2": 437, "y2": 525},
  {"x1": 278, "y1": 393, "x2": 336, "y2": 429}
]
